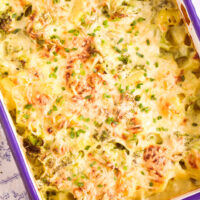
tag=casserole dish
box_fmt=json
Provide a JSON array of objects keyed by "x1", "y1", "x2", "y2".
[{"x1": 0, "y1": 0, "x2": 200, "y2": 199}]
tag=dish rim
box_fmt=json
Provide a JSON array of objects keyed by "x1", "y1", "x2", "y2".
[
  {"x1": 0, "y1": 1, "x2": 200, "y2": 200},
  {"x1": 183, "y1": 0, "x2": 200, "y2": 41}
]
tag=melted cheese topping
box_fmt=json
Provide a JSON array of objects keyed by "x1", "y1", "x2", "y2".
[{"x1": 0, "y1": 0, "x2": 200, "y2": 199}]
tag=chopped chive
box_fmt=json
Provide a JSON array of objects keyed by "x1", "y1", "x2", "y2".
[
  {"x1": 149, "y1": 182, "x2": 154, "y2": 187},
  {"x1": 103, "y1": 20, "x2": 109, "y2": 27},
  {"x1": 68, "y1": 29, "x2": 80, "y2": 36},
  {"x1": 103, "y1": 93, "x2": 111, "y2": 98},
  {"x1": 64, "y1": 48, "x2": 70, "y2": 52},
  {"x1": 24, "y1": 104, "x2": 32, "y2": 109},
  {"x1": 150, "y1": 94, "x2": 156, "y2": 100},
  {"x1": 135, "y1": 95, "x2": 141, "y2": 101},
  {"x1": 136, "y1": 52, "x2": 144, "y2": 58},
  {"x1": 146, "y1": 39, "x2": 150, "y2": 45},
  {"x1": 136, "y1": 83, "x2": 143, "y2": 89},
  {"x1": 97, "y1": 184, "x2": 103, "y2": 187},
  {"x1": 76, "y1": 182, "x2": 84, "y2": 187},
  {"x1": 155, "y1": 62, "x2": 159, "y2": 68},
  {"x1": 137, "y1": 17, "x2": 145, "y2": 22},
  {"x1": 56, "y1": 96, "x2": 63, "y2": 103},
  {"x1": 117, "y1": 38, "x2": 124, "y2": 44},
  {"x1": 23, "y1": 113, "x2": 30, "y2": 119},
  {"x1": 85, "y1": 145, "x2": 91, "y2": 150},
  {"x1": 49, "y1": 73, "x2": 57, "y2": 79},
  {"x1": 85, "y1": 95, "x2": 92, "y2": 100}
]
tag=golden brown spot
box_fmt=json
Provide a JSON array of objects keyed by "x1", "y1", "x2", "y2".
[
  {"x1": 143, "y1": 145, "x2": 168, "y2": 181},
  {"x1": 181, "y1": 4, "x2": 190, "y2": 25},
  {"x1": 188, "y1": 154, "x2": 198, "y2": 169}
]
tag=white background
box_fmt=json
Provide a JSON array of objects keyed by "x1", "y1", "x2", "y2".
[{"x1": 192, "y1": 0, "x2": 200, "y2": 18}]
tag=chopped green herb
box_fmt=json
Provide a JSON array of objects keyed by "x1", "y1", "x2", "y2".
[
  {"x1": 94, "y1": 26, "x2": 101, "y2": 32},
  {"x1": 154, "y1": 62, "x2": 159, "y2": 68},
  {"x1": 64, "y1": 48, "x2": 70, "y2": 52},
  {"x1": 88, "y1": 33, "x2": 96, "y2": 37},
  {"x1": 105, "y1": 117, "x2": 115, "y2": 124},
  {"x1": 68, "y1": 29, "x2": 80, "y2": 36},
  {"x1": 77, "y1": 129, "x2": 86, "y2": 135},
  {"x1": 80, "y1": 17, "x2": 86, "y2": 26},
  {"x1": 94, "y1": 121, "x2": 102, "y2": 128},
  {"x1": 118, "y1": 55, "x2": 130, "y2": 64},
  {"x1": 136, "y1": 52, "x2": 144, "y2": 58},
  {"x1": 135, "y1": 95, "x2": 141, "y2": 101},
  {"x1": 85, "y1": 145, "x2": 91, "y2": 150},
  {"x1": 134, "y1": 31, "x2": 139, "y2": 36},
  {"x1": 150, "y1": 94, "x2": 156, "y2": 100},
  {"x1": 79, "y1": 115, "x2": 90, "y2": 122},
  {"x1": 149, "y1": 182, "x2": 154, "y2": 187},
  {"x1": 12, "y1": 28, "x2": 21, "y2": 34},
  {"x1": 118, "y1": 85, "x2": 125, "y2": 93},
  {"x1": 103, "y1": 93, "x2": 111, "y2": 98},
  {"x1": 97, "y1": 184, "x2": 103, "y2": 187},
  {"x1": 76, "y1": 182, "x2": 84, "y2": 187},
  {"x1": 47, "y1": 109, "x2": 53, "y2": 115},
  {"x1": 138, "y1": 103, "x2": 150, "y2": 113},
  {"x1": 69, "y1": 128, "x2": 75, "y2": 139},
  {"x1": 16, "y1": 13, "x2": 24, "y2": 21},
  {"x1": 156, "y1": 127, "x2": 168, "y2": 132},
  {"x1": 71, "y1": 48, "x2": 78, "y2": 51},
  {"x1": 90, "y1": 161, "x2": 96, "y2": 167},
  {"x1": 49, "y1": 73, "x2": 57, "y2": 79},
  {"x1": 117, "y1": 38, "x2": 124, "y2": 44},
  {"x1": 12, "y1": 13, "x2": 17, "y2": 18},
  {"x1": 136, "y1": 83, "x2": 143, "y2": 89},
  {"x1": 179, "y1": 75, "x2": 185, "y2": 82},
  {"x1": 53, "y1": 51, "x2": 58, "y2": 56},
  {"x1": 141, "y1": 171, "x2": 145, "y2": 175},
  {"x1": 85, "y1": 95, "x2": 92, "y2": 100},
  {"x1": 24, "y1": 104, "x2": 32, "y2": 109},
  {"x1": 52, "y1": 105, "x2": 57, "y2": 111},
  {"x1": 113, "y1": 46, "x2": 121, "y2": 53},
  {"x1": 123, "y1": 166, "x2": 128, "y2": 170},
  {"x1": 157, "y1": 116, "x2": 162, "y2": 120},
  {"x1": 137, "y1": 17, "x2": 145, "y2": 22},
  {"x1": 53, "y1": 0, "x2": 60, "y2": 3},
  {"x1": 103, "y1": 20, "x2": 109, "y2": 27},
  {"x1": 150, "y1": 78, "x2": 155, "y2": 82},
  {"x1": 54, "y1": 66, "x2": 58, "y2": 72},
  {"x1": 130, "y1": 20, "x2": 136, "y2": 27},
  {"x1": 56, "y1": 96, "x2": 63, "y2": 103},
  {"x1": 23, "y1": 113, "x2": 30, "y2": 119},
  {"x1": 146, "y1": 39, "x2": 150, "y2": 45}
]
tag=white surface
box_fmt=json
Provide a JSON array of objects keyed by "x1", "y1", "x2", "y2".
[
  {"x1": 192, "y1": 0, "x2": 200, "y2": 19},
  {"x1": 0, "y1": 125, "x2": 29, "y2": 200}
]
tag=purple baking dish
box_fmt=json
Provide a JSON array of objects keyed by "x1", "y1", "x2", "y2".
[{"x1": 0, "y1": 1, "x2": 200, "y2": 200}]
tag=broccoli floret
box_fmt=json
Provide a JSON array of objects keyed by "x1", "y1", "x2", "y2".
[{"x1": 0, "y1": 12, "x2": 11, "y2": 32}]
